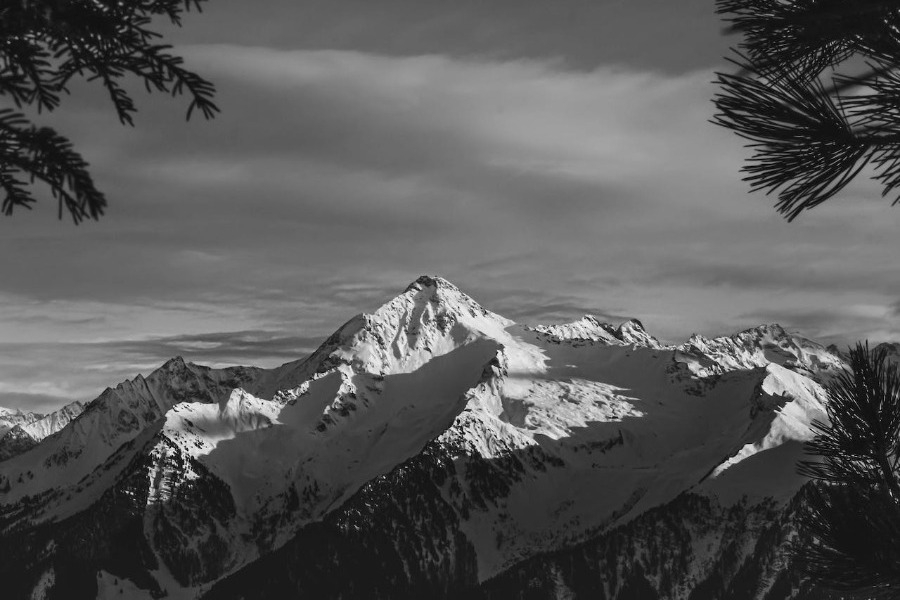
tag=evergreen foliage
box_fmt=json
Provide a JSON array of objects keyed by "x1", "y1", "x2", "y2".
[
  {"x1": 796, "y1": 342, "x2": 900, "y2": 597},
  {"x1": 0, "y1": 0, "x2": 218, "y2": 223},
  {"x1": 713, "y1": 1, "x2": 900, "y2": 220}
]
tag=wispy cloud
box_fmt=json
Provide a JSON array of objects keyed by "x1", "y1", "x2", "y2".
[{"x1": 738, "y1": 305, "x2": 900, "y2": 347}]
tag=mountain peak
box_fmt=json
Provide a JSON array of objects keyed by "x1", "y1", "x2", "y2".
[
  {"x1": 742, "y1": 323, "x2": 788, "y2": 337},
  {"x1": 619, "y1": 318, "x2": 646, "y2": 332},
  {"x1": 404, "y1": 274, "x2": 458, "y2": 293},
  {"x1": 159, "y1": 356, "x2": 189, "y2": 371},
  {"x1": 309, "y1": 275, "x2": 511, "y2": 376},
  {"x1": 391, "y1": 275, "x2": 498, "y2": 324}
]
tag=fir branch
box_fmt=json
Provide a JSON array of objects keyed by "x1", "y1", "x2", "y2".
[
  {"x1": 0, "y1": 0, "x2": 217, "y2": 222},
  {"x1": 0, "y1": 108, "x2": 106, "y2": 222}
]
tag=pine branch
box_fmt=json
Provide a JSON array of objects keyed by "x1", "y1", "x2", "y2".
[
  {"x1": 717, "y1": 0, "x2": 900, "y2": 82},
  {"x1": 715, "y1": 0, "x2": 900, "y2": 219},
  {"x1": 795, "y1": 342, "x2": 900, "y2": 596},
  {"x1": 794, "y1": 483, "x2": 900, "y2": 597},
  {"x1": 712, "y1": 60, "x2": 878, "y2": 220}
]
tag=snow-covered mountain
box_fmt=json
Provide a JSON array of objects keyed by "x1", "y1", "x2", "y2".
[
  {"x1": 0, "y1": 402, "x2": 86, "y2": 462},
  {"x1": 0, "y1": 276, "x2": 861, "y2": 599}
]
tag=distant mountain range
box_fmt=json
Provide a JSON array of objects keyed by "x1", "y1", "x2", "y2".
[
  {"x1": 0, "y1": 276, "x2": 873, "y2": 599},
  {"x1": 0, "y1": 402, "x2": 84, "y2": 462}
]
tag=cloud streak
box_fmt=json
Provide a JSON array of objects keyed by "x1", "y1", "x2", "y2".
[{"x1": 169, "y1": 0, "x2": 727, "y2": 73}]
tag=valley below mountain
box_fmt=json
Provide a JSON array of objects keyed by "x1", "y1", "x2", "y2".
[{"x1": 0, "y1": 276, "x2": 868, "y2": 599}]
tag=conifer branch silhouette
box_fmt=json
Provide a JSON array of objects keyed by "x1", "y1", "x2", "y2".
[
  {"x1": 714, "y1": 0, "x2": 900, "y2": 220},
  {"x1": 795, "y1": 342, "x2": 900, "y2": 596},
  {"x1": 0, "y1": 0, "x2": 218, "y2": 223}
]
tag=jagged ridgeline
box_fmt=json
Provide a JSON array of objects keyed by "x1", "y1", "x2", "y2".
[{"x1": 0, "y1": 276, "x2": 870, "y2": 599}]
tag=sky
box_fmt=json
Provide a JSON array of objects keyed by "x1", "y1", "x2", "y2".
[{"x1": 2, "y1": 0, "x2": 900, "y2": 412}]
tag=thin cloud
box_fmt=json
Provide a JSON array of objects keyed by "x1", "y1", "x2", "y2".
[
  {"x1": 103, "y1": 330, "x2": 323, "y2": 366},
  {"x1": 0, "y1": 392, "x2": 79, "y2": 414},
  {"x1": 0, "y1": 330, "x2": 323, "y2": 411}
]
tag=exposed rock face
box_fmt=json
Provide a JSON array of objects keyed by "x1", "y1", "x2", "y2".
[{"x1": 0, "y1": 276, "x2": 861, "y2": 599}]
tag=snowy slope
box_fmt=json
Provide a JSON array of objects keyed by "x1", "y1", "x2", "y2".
[{"x1": 423, "y1": 331, "x2": 829, "y2": 579}]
